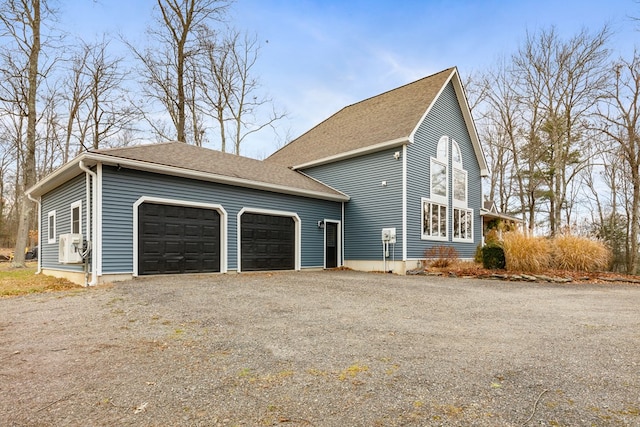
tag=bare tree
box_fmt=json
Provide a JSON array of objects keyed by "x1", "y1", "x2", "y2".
[
  {"x1": 198, "y1": 28, "x2": 286, "y2": 154},
  {"x1": 512, "y1": 26, "x2": 611, "y2": 235},
  {"x1": 130, "y1": 0, "x2": 231, "y2": 144},
  {"x1": 61, "y1": 43, "x2": 92, "y2": 162},
  {"x1": 595, "y1": 53, "x2": 640, "y2": 273},
  {"x1": 0, "y1": 0, "x2": 48, "y2": 267},
  {"x1": 475, "y1": 61, "x2": 532, "y2": 228},
  {"x1": 83, "y1": 37, "x2": 138, "y2": 150}
]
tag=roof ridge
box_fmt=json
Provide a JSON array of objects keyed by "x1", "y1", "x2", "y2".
[
  {"x1": 342, "y1": 67, "x2": 456, "y2": 110},
  {"x1": 92, "y1": 140, "x2": 182, "y2": 153}
]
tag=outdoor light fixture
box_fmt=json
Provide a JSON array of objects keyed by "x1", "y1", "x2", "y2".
[{"x1": 317, "y1": 220, "x2": 325, "y2": 229}]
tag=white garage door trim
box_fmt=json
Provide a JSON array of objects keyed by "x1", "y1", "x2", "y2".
[
  {"x1": 236, "y1": 207, "x2": 301, "y2": 273},
  {"x1": 133, "y1": 196, "x2": 228, "y2": 276}
]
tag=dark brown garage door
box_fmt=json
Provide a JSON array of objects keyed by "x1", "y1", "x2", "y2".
[
  {"x1": 241, "y1": 213, "x2": 295, "y2": 271},
  {"x1": 138, "y1": 203, "x2": 220, "y2": 275}
]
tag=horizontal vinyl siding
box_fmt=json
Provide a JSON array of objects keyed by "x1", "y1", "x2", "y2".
[
  {"x1": 40, "y1": 173, "x2": 87, "y2": 272},
  {"x1": 100, "y1": 166, "x2": 341, "y2": 273},
  {"x1": 304, "y1": 148, "x2": 403, "y2": 261},
  {"x1": 407, "y1": 81, "x2": 482, "y2": 259}
]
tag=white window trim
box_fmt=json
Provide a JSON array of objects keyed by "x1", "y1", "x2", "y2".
[
  {"x1": 70, "y1": 200, "x2": 82, "y2": 235},
  {"x1": 421, "y1": 198, "x2": 448, "y2": 242},
  {"x1": 47, "y1": 210, "x2": 56, "y2": 244},
  {"x1": 430, "y1": 158, "x2": 448, "y2": 204},
  {"x1": 452, "y1": 207, "x2": 474, "y2": 243}
]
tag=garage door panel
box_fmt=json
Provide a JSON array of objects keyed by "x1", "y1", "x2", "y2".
[
  {"x1": 184, "y1": 242, "x2": 203, "y2": 255},
  {"x1": 184, "y1": 224, "x2": 201, "y2": 237},
  {"x1": 164, "y1": 223, "x2": 182, "y2": 236},
  {"x1": 164, "y1": 258, "x2": 182, "y2": 274},
  {"x1": 241, "y1": 213, "x2": 295, "y2": 272},
  {"x1": 138, "y1": 203, "x2": 221, "y2": 275},
  {"x1": 164, "y1": 241, "x2": 182, "y2": 254},
  {"x1": 202, "y1": 225, "x2": 217, "y2": 238},
  {"x1": 142, "y1": 241, "x2": 162, "y2": 255}
]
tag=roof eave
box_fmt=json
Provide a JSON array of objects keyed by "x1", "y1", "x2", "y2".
[
  {"x1": 26, "y1": 153, "x2": 94, "y2": 197},
  {"x1": 291, "y1": 137, "x2": 409, "y2": 170},
  {"x1": 28, "y1": 152, "x2": 350, "y2": 202},
  {"x1": 480, "y1": 209, "x2": 523, "y2": 223}
]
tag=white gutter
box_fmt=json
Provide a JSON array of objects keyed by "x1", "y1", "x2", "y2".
[
  {"x1": 26, "y1": 192, "x2": 41, "y2": 274},
  {"x1": 78, "y1": 161, "x2": 98, "y2": 286}
]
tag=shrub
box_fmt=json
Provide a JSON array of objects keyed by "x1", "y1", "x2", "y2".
[
  {"x1": 482, "y1": 244, "x2": 506, "y2": 269},
  {"x1": 502, "y1": 232, "x2": 552, "y2": 273},
  {"x1": 474, "y1": 244, "x2": 483, "y2": 264},
  {"x1": 551, "y1": 234, "x2": 611, "y2": 272},
  {"x1": 424, "y1": 246, "x2": 459, "y2": 268}
]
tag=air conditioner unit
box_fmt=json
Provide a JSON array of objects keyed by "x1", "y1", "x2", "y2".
[{"x1": 59, "y1": 233, "x2": 83, "y2": 264}]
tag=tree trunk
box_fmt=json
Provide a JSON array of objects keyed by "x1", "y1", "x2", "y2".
[
  {"x1": 13, "y1": 0, "x2": 40, "y2": 267},
  {"x1": 629, "y1": 178, "x2": 640, "y2": 274}
]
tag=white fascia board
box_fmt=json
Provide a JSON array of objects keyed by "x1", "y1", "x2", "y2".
[
  {"x1": 28, "y1": 152, "x2": 350, "y2": 202},
  {"x1": 291, "y1": 137, "x2": 409, "y2": 170}
]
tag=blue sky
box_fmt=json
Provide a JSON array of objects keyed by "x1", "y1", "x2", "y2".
[{"x1": 60, "y1": 0, "x2": 639, "y2": 158}]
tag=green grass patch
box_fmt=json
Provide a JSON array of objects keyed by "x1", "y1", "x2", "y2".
[{"x1": 0, "y1": 262, "x2": 81, "y2": 297}]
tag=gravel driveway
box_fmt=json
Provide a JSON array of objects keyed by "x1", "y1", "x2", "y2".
[{"x1": 1, "y1": 270, "x2": 639, "y2": 426}]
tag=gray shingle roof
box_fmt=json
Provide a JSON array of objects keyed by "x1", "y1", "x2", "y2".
[
  {"x1": 91, "y1": 142, "x2": 347, "y2": 200},
  {"x1": 267, "y1": 67, "x2": 456, "y2": 167}
]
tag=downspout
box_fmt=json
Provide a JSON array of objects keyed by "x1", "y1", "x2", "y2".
[
  {"x1": 26, "y1": 192, "x2": 41, "y2": 274},
  {"x1": 341, "y1": 201, "x2": 345, "y2": 267},
  {"x1": 79, "y1": 161, "x2": 97, "y2": 286}
]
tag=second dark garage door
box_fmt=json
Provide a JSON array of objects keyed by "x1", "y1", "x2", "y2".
[
  {"x1": 241, "y1": 213, "x2": 295, "y2": 271},
  {"x1": 138, "y1": 203, "x2": 220, "y2": 275}
]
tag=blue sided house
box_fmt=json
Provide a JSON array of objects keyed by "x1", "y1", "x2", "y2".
[{"x1": 27, "y1": 67, "x2": 488, "y2": 285}]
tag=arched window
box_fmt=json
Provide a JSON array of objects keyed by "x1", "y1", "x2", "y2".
[{"x1": 423, "y1": 135, "x2": 473, "y2": 242}]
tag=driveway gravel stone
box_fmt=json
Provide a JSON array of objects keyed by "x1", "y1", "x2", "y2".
[{"x1": 1, "y1": 270, "x2": 639, "y2": 426}]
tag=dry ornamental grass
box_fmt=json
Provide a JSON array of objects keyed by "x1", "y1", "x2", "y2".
[{"x1": 501, "y1": 232, "x2": 612, "y2": 274}]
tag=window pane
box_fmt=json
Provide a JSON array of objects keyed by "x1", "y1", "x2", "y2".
[
  {"x1": 432, "y1": 162, "x2": 447, "y2": 198},
  {"x1": 439, "y1": 205, "x2": 447, "y2": 237},
  {"x1": 453, "y1": 209, "x2": 460, "y2": 238},
  {"x1": 437, "y1": 136, "x2": 448, "y2": 160},
  {"x1": 431, "y1": 206, "x2": 439, "y2": 236},
  {"x1": 454, "y1": 169, "x2": 466, "y2": 202},
  {"x1": 423, "y1": 202, "x2": 430, "y2": 235},
  {"x1": 49, "y1": 216, "x2": 54, "y2": 240},
  {"x1": 465, "y1": 210, "x2": 472, "y2": 238},
  {"x1": 72, "y1": 206, "x2": 80, "y2": 234},
  {"x1": 452, "y1": 139, "x2": 462, "y2": 165}
]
